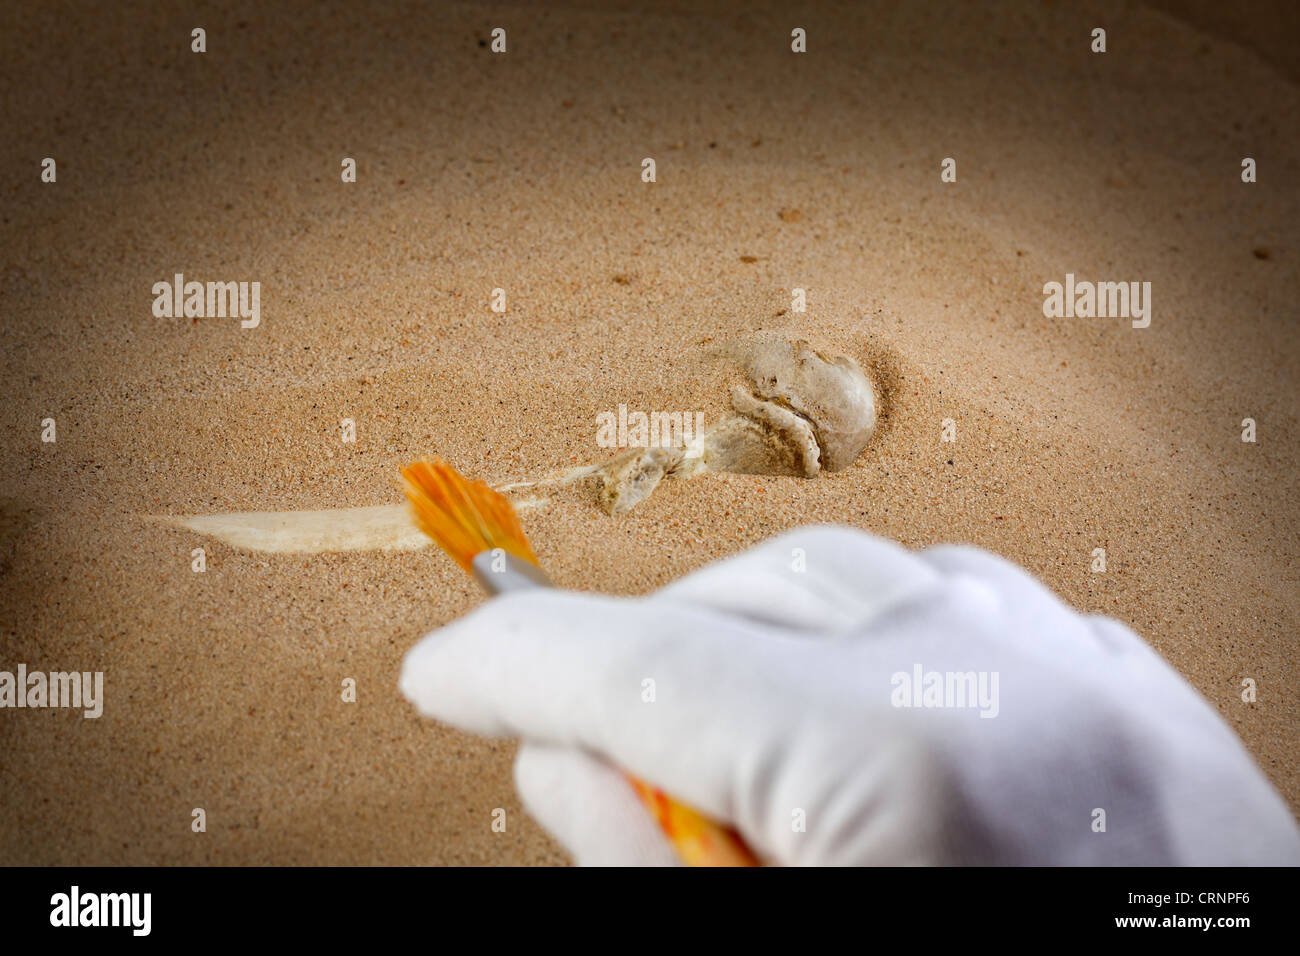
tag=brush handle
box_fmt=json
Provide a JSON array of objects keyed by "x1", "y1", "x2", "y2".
[
  {"x1": 471, "y1": 549, "x2": 555, "y2": 592},
  {"x1": 469, "y1": 550, "x2": 760, "y2": 866}
]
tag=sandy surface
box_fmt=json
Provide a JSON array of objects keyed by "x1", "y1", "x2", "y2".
[{"x1": 1, "y1": 0, "x2": 1296, "y2": 864}]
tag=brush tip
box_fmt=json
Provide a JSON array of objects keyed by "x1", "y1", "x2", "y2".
[{"x1": 401, "y1": 457, "x2": 538, "y2": 572}]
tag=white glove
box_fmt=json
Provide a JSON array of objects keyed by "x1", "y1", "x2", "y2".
[{"x1": 400, "y1": 525, "x2": 1300, "y2": 865}]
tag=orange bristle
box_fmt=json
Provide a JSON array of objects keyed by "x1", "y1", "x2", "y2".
[{"x1": 401, "y1": 458, "x2": 538, "y2": 571}]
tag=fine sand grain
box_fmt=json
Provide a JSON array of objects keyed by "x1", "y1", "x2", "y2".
[{"x1": 1, "y1": 0, "x2": 1296, "y2": 864}]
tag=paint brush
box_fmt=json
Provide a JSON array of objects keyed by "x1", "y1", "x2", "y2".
[{"x1": 401, "y1": 456, "x2": 759, "y2": 867}]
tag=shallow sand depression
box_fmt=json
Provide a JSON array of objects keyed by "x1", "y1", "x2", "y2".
[{"x1": 0, "y1": 0, "x2": 1296, "y2": 866}]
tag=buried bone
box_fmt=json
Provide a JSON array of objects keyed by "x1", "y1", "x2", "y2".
[
  {"x1": 741, "y1": 340, "x2": 877, "y2": 471},
  {"x1": 175, "y1": 339, "x2": 879, "y2": 551},
  {"x1": 598, "y1": 340, "x2": 877, "y2": 514}
]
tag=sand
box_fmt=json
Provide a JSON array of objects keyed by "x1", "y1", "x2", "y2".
[{"x1": 1, "y1": 0, "x2": 1296, "y2": 865}]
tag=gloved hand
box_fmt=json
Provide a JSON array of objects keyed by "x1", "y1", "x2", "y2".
[{"x1": 400, "y1": 526, "x2": 1300, "y2": 865}]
